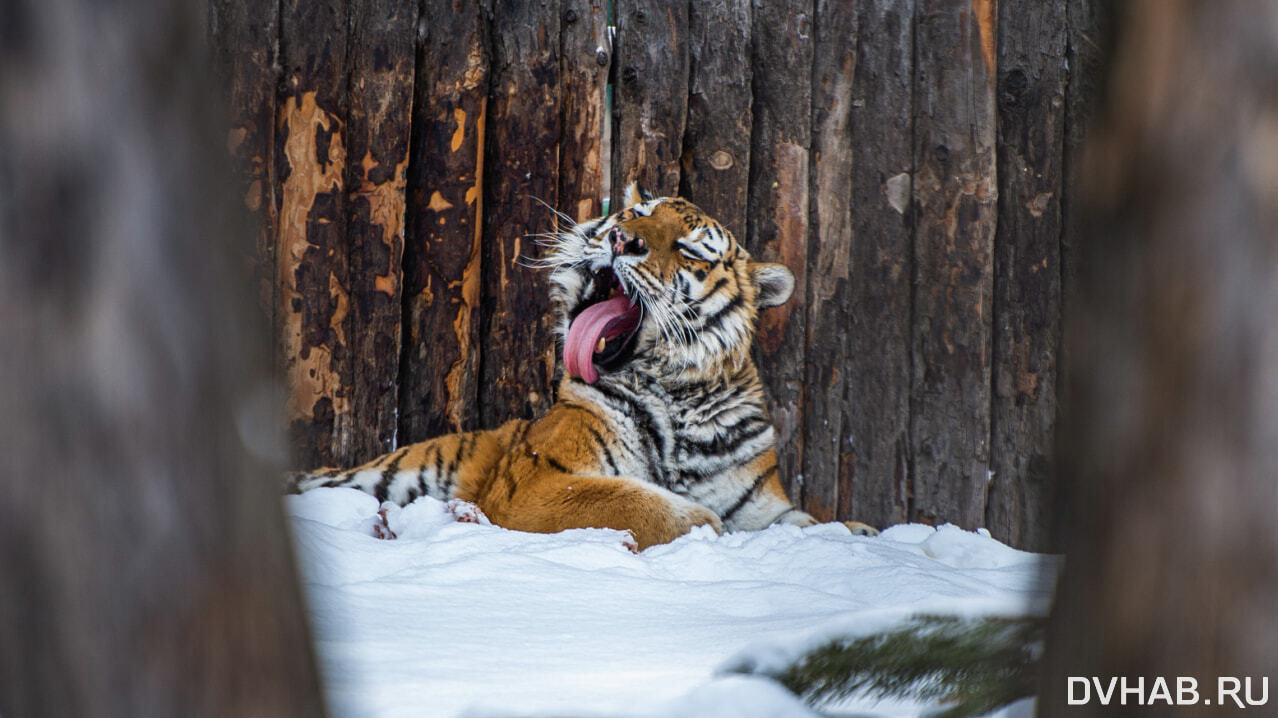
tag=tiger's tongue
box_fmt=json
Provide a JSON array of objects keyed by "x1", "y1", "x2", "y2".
[{"x1": 564, "y1": 295, "x2": 640, "y2": 384}]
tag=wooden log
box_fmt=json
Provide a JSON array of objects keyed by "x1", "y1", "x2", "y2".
[
  {"x1": 277, "y1": 0, "x2": 354, "y2": 467},
  {"x1": 846, "y1": 0, "x2": 915, "y2": 526},
  {"x1": 810, "y1": 0, "x2": 914, "y2": 527},
  {"x1": 398, "y1": 0, "x2": 489, "y2": 442},
  {"x1": 479, "y1": 1, "x2": 563, "y2": 426},
  {"x1": 611, "y1": 0, "x2": 689, "y2": 202},
  {"x1": 0, "y1": 0, "x2": 324, "y2": 713},
  {"x1": 1041, "y1": 1, "x2": 1278, "y2": 709},
  {"x1": 680, "y1": 0, "x2": 752, "y2": 236},
  {"x1": 559, "y1": 0, "x2": 609, "y2": 224},
  {"x1": 208, "y1": 0, "x2": 280, "y2": 322},
  {"x1": 344, "y1": 0, "x2": 417, "y2": 461},
  {"x1": 908, "y1": 0, "x2": 998, "y2": 528},
  {"x1": 802, "y1": 0, "x2": 857, "y2": 524},
  {"x1": 747, "y1": 0, "x2": 816, "y2": 517},
  {"x1": 986, "y1": 0, "x2": 1066, "y2": 550}
]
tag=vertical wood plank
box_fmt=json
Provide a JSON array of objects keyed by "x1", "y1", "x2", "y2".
[
  {"x1": 841, "y1": 0, "x2": 915, "y2": 527},
  {"x1": 987, "y1": 0, "x2": 1066, "y2": 550},
  {"x1": 277, "y1": 0, "x2": 354, "y2": 467},
  {"x1": 559, "y1": 0, "x2": 609, "y2": 224},
  {"x1": 908, "y1": 0, "x2": 998, "y2": 528},
  {"x1": 611, "y1": 0, "x2": 689, "y2": 202},
  {"x1": 344, "y1": 0, "x2": 417, "y2": 460},
  {"x1": 479, "y1": 1, "x2": 563, "y2": 426},
  {"x1": 679, "y1": 0, "x2": 752, "y2": 236},
  {"x1": 748, "y1": 0, "x2": 816, "y2": 516},
  {"x1": 398, "y1": 0, "x2": 489, "y2": 442},
  {"x1": 802, "y1": 0, "x2": 857, "y2": 524},
  {"x1": 208, "y1": 0, "x2": 280, "y2": 323}
]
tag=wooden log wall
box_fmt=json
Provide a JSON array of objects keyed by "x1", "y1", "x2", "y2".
[{"x1": 210, "y1": 0, "x2": 1103, "y2": 550}]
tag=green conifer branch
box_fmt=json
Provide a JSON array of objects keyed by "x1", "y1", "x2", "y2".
[{"x1": 734, "y1": 614, "x2": 1045, "y2": 718}]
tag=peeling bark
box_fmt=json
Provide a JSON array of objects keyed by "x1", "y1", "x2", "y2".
[
  {"x1": 345, "y1": 0, "x2": 417, "y2": 460},
  {"x1": 399, "y1": 0, "x2": 489, "y2": 442},
  {"x1": 479, "y1": 1, "x2": 564, "y2": 426}
]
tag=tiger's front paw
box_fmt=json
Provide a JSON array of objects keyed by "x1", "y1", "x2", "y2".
[
  {"x1": 632, "y1": 499, "x2": 722, "y2": 550},
  {"x1": 843, "y1": 520, "x2": 879, "y2": 537},
  {"x1": 677, "y1": 502, "x2": 723, "y2": 536}
]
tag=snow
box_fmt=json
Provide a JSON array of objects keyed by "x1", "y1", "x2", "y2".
[{"x1": 286, "y1": 488, "x2": 1059, "y2": 718}]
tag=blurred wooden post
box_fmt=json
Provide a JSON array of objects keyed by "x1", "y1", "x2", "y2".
[
  {"x1": 0, "y1": 0, "x2": 325, "y2": 714},
  {"x1": 1042, "y1": 1, "x2": 1278, "y2": 711}
]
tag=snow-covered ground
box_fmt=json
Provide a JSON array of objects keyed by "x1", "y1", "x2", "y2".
[{"x1": 286, "y1": 488, "x2": 1058, "y2": 718}]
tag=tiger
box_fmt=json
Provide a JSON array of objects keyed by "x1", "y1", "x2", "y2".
[{"x1": 289, "y1": 183, "x2": 878, "y2": 549}]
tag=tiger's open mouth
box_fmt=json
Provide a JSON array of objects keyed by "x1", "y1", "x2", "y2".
[{"x1": 564, "y1": 266, "x2": 643, "y2": 383}]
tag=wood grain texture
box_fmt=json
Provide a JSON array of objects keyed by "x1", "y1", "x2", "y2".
[
  {"x1": 802, "y1": 0, "x2": 856, "y2": 524},
  {"x1": 277, "y1": 0, "x2": 354, "y2": 467},
  {"x1": 344, "y1": 0, "x2": 417, "y2": 461},
  {"x1": 479, "y1": 0, "x2": 563, "y2": 427},
  {"x1": 986, "y1": 0, "x2": 1066, "y2": 551},
  {"x1": 679, "y1": 0, "x2": 752, "y2": 236},
  {"x1": 845, "y1": 0, "x2": 915, "y2": 527},
  {"x1": 611, "y1": 0, "x2": 689, "y2": 202},
  {"x1": 398, "y1": 0, "x2": 489, "y2": 443},
  {"x1": 558, "y1": 0, "x2": 609, "y2": 224},
  {"x1": 747, "y1": 0, "x2": 816, "y2": 516},
  {"x1": 208, "y1": 0, "x2": 280, "y2": 322},
  {"x1": 908, "y1": 0, "x2": 998, "y2": 528}
]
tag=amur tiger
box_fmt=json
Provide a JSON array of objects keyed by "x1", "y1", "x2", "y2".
[{"x1": 289, "y1": 184, "x2": 878, "y2": 549}]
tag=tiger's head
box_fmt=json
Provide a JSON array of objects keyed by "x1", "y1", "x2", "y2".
[{"x1": 545, "y1": 183, "x2": 794, "y2": 384}]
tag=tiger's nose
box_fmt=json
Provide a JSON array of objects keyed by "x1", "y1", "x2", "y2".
[{"x1": 610, "y1": 228, "x2": 646, "y2": 256}]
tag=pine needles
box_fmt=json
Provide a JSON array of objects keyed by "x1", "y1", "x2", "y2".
[{"x1": 732, "y1": 614, "x2": 1045, "y2": 718}]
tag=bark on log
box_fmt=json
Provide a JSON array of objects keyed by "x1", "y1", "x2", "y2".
[
  {"x1": 209, "y1": 0, "x2": 280, "y2": 321},
  {"x1": 1041, "y1": 1, "x2": 1278, "y2": 711},
  {"x1": 480, "y1": 1, "x2": 563, "y2": 426},
  {"x1": 908, "y1": 0, "x2": 998, "y2": 528},
  {"x1": 801, "y1": 0, "x2": 856, "y2": 523},
  {"x1": 0, "y1": 0, "x2": 325, "y2": 714},
  {"x1": 748, "y1": 0, "x2": 816, "y2": 516},
  {"x1": 838, "y1": 0, "x2": 915, "y2": 528},
  {"x1": 986, "y1": 0, "x2": 1066, "y2": 551},
  {"x1": 558, "y1": 0, "x2": 609, "y2": 224},
  {"x1": 680, "y1": 0, "x2": 752, "y2": 236},
  {"x1": 611, "y1": 0, "x2": 689, "y2": 202},
  {"x1": 277, "y1": 0, "x2": 354, "y2": 467},
  {"x1": 398, "y1": 0, "x2": 489, "y2": 442},
  {"x1": 345, "y1": 0, "x2": 417, "y2": 461}
]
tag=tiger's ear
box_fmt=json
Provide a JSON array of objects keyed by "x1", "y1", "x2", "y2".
[
  {"x1": 749, "y1": 262, "x2": 795, "y2": 309},
  {"x1": 623, "y1": 180, "x2": 653, "y2": 207}
]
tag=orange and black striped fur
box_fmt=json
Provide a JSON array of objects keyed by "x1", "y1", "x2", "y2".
[{"x1": 289, "y1": 185, "x2": 877, "y2": 549}]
